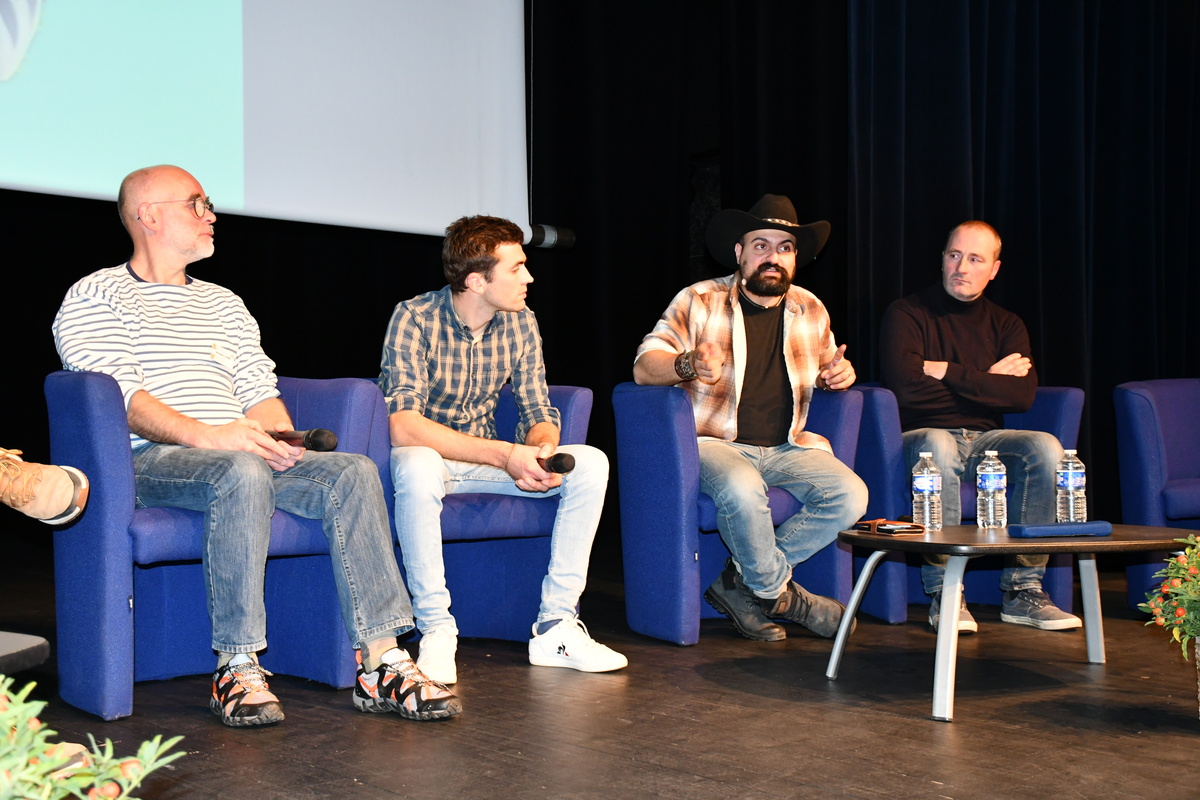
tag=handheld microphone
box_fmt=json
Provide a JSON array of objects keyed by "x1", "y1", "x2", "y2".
[
  {"x1": 537, "y1": 453, "x2": 575, "y2": 474},
  {"x1": 270, "y1": 429, "x2": 339, "y2": 451}
]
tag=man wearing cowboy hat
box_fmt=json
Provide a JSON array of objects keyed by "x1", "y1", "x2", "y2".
[
  {"x1": 633, "y1": 194, "x2": 868, "y2": 642},
  {"x1": 880, "y1": 220, "x2": 1080, "y2": 634}
]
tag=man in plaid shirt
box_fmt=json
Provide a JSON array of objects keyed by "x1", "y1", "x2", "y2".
[
  {"x1": 378, "y1": 215, "x2": 627, "y2": 685},
  {"x1": 634, "y1": 195, "x2": 867, "y2": 642}
]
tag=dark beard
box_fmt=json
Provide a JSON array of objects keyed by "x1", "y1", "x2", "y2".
[{"x1": 742, "y1": 264, "x2": 791, "y2": 297}]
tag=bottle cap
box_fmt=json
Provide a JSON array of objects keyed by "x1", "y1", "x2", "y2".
[
  {"x1": 984, "y1": 450, "x2": 998, "y2": 456},
  {"x1": 1064, "y1": 449, "x2": 1076, "y2": 454},
  {"x1": 919, "y1": 452, "x2": 932, "y2": 457}
]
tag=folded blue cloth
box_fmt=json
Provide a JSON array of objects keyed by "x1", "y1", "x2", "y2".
[{"x1": 1007, "y1": 521, "x2": 1113, "y2": 538}]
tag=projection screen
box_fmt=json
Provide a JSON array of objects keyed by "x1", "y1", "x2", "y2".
[{"x1": 0, "y1": 0, "x2": 529, "y2": 237}]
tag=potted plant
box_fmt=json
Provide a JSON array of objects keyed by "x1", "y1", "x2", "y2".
[
  {"x1": 1, "y1": 675, "x2": 182, "y2": 799},
  {"x1": 1139, "y1": 534, "x2": 1200, "y2": 718}
]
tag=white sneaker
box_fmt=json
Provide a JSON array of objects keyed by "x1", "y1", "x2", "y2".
[
  {"x1": 528, "y1": 617, "x2": 628, "y2": 672},
  {"x1": 416, "y1": 628, "x2": 458, "y2": 685}
]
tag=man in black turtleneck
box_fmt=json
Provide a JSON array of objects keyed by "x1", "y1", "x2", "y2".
[{"x1": 880, "y1": 221, "x2": 1081, "y2": 635}]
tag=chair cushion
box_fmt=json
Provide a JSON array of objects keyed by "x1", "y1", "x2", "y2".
[
  {"x1": 441, "y1": 495, "x2": 558, "y2": 541},
  {"x1": 1163, "y1": 478, "x2": 1200, "y2": 520},
  {"x1": 697, "y1": 488, "x2": 802, "y2": 532},
  {"x1": 130, "y1": 508, "x2": 331, "y2": 564}
]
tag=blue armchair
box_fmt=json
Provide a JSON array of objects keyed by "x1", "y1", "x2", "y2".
[
  {"x1": 1114, "y1": 379, "x2": 1200, "y2": 607},
  {"x1": 612, "y1": 382, "x2": 863, "y2": 645},
  {"x1": 384, "y1": 385, "x2": 595, "y2": 642},
  {"x1": 43, "y1": 370, "x2": 391, "y2": 720},
  {"x1": 853, "y1": 385, "x2": 1083, "y2": 623}
]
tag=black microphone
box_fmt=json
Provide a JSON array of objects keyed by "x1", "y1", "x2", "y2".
[
  {"x1": 270, "y1": 429, "x2": 338, "y2": 451},
  {"x1": 528, "y1": 224, "x2": 576, "y2": 250},
  {"x1": 537, "y1": 453, "x2": 575, "y2": 473}
]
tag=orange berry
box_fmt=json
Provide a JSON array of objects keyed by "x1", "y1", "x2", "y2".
[{"x1": 119, "y1": 759, "x2": 141, "y2": 779}]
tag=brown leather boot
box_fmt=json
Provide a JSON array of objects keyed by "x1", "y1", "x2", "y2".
[
  {"x1": 0, "y1": 448, "x2": 89, "y2": 524},
  {"x1": 703, "y1": 558, "x2": 786, "y2": 641},
  {"x1": 759, "y1": 580, "x2": 853, "y2": 638}
]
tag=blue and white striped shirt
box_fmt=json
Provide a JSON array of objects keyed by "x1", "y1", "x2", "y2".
[
  {"x1": 377, "y1": 285, "x2": 559, "y2": 443},
  {"x1": 53, "y1": 264, "x2": 279, "y2": 449}
]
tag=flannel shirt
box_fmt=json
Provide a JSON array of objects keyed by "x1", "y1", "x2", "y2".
[
  {"x1": 378, "y1": 285, "x2": 560, "y2": 442},
  {"x1": 634, "y1": 274, "x2": 838, "y2": 453}
]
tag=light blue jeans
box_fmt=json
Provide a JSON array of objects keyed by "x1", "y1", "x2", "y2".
[
  {"x1": 132, "y1": 445, "x2": 414, "y2": 653},
  {"x1": 697, "y1": 441, "x2": 868, "y2": 597},
  {"x1": 902, "y1": 427, "x2": 1064, "y2": 594},
  {"x1": 390, "y1": 443, "x2": 608, "y2": 633}
]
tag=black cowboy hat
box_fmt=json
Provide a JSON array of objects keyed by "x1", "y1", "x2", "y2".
[{"x1": 705, "y1": 194, "x2": 831, "y2": 269}]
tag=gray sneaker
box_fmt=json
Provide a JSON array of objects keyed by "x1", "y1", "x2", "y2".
[
  {"x1": 1000, "y1": 589, "x2": 1082, "y2": 631},
  {"x1": 928, "y1": 592, "x2": 978, "y2": 634}
]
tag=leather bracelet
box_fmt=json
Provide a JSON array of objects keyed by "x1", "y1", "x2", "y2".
[{"x1": 674, "y1": 350, "x2": 699, "y2": 381}]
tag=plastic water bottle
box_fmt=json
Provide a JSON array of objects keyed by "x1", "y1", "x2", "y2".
[
  {"x1": 912, "y1": 452, "x2": 943, "y2": 531},
  {"x1": 1056, "y1": 449, "x2": 1088, "y2": 522},
  {"x1": 976, "y1": 450, "x2": 1007, "y2": 529}
]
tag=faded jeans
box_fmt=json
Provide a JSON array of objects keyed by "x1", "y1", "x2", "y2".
[
  {"x1": 132, "y1": 444, "x2": 414, "y2": 653},
  {"x1": 390, "y1": 443, "x2": 608, "y2": 633},
  {"x1": 902, "y1": 427, "x2": 1064, "y2": 594},
  {"x1": 698, "y1": 441, "x2": 868, "y2": 597}
]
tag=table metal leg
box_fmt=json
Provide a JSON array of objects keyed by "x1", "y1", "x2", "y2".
[
  {"x1": 1077, "y1": 553, "x2": 1105, "y2": 664},
  {"x1": 825, "y1": 548, "x2": 888, "y2": 680},
  {"x1": 931, "y1": 555, "x2": 969, "y2": 722}
]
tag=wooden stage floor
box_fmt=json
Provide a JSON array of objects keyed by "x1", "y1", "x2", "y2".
[{"x1": 3, "y1": 536, "x2": 1196, "y2": 799}]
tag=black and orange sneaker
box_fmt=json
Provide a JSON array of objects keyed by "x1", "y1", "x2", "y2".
[
  {"x1": 353, "y1": 649, "x2": 461, "y2": 721},
  {"x1": 210, "y1": 657, "x2": 285, "y2": 727}
]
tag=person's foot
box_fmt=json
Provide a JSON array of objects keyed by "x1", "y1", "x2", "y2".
[
  {"x1": 210, "y1": 655, "x2": 285, "y2": 727},
  {"x1": 528, "y1": 617, "x2": 628, "y2": 672},
  {"x1": 417, "y1": 628, "x2": 458, "y2": 685},
  {"x1": 759, "y1": 581, "x2": 853, "y2": 638},
  {"x1": 1000, "y1": 589, "x2": 1082, "y2": 631},
  {"x1": 928, "y1": 592, "x2": 978, "y2": 634},
  {"x1": 703, "y1": 558, "x2": 786, "y2": 641},
  {"x1": 0, "y1": 448, "x2": 89, "y2": 524},
  {"x1": 353, "y1": 648, "x2": 462, "y2": 720}
]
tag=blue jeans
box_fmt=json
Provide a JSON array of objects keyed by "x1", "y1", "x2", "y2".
[
  {"x1": 697, "y1": 441, "x2": 868, "y2": 597},
  {"x1": 390, "y1": 443, "x2": 608, "y2": 633},
  {"x1": 902, "y1": 427, "x2": 1064, "y2": 594},
  {"x1": 132, "y1": 445, "x2": 414, "y2": 653}
]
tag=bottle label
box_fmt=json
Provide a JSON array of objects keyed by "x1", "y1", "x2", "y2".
[
  {"x1": 977, "y1": 472, "x2": 1006, "y2": 492},
  {"x1": 913, "y1": 475, "x2": 942, "y2": 493},
  {"x1": 1056, "y1": 470, "x2": 1086, "y2": 490}
]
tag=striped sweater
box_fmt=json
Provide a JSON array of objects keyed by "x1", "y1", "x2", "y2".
[{"x1": 52, "y1": 264, "x2": 279, "y2": 449}]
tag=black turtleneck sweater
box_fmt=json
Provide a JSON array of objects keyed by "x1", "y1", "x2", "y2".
[{"x1": 880, "y1": 283, "x2": 1037, "y2": 432}]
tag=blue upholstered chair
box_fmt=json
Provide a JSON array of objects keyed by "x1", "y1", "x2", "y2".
[
  {"x1": 1114, "y1": 379, "x2": 1200, "y2": 607},
  {"x1": 43, "y1": 370, "x2": 391, "y2": 720},
  {"x1": 384, "y1": 385, "x2": 595, "y2": 643},
  {"x1": 853, "y1": 385, "x2": 1083, "y2": 623},
  {"x1": 612, "y1": 382, "x2": 863, "y2": 646}
]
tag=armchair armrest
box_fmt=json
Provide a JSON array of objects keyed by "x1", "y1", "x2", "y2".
[{"x1": 1004, "y1": 387, "x2": 1084, "y2": 449}]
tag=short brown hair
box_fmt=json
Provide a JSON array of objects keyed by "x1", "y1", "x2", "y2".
[
  {"x1": 945, "y1": 220, "x2": 1002, "y2": 260},
  {"x1": 443, "y1": 215, "x2": 525, "y2": 292}
]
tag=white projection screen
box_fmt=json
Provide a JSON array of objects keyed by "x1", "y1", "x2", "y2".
[{"x1": 0, "y1": 0, "x2": 529, "y2": 237}]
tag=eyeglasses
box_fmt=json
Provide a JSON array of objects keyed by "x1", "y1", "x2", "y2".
[{"x1": 139, "y1": 197, "x2": 214, "y2": 219}]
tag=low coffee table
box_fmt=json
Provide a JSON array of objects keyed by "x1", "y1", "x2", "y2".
[{"x1": 825, "y1": 523, "x2": 1183, "y2": 721}]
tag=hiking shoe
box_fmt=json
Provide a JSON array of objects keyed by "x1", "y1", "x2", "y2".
[
  {"x1": 759, "y1": 581, "x2": 853, "y2": 638},
  {"x1": 353, "y1": 648, "x2": 461, "y2": 720},
  {"x1": 0, "y1": 448, "x2": 89, "y2": 525},
  {"x1": 1000, "y1": 589, "x2": 1082, "y2": 631},
  {"x1": 929, "y1": 592, "x2": 978, "y2": 634},
  {"x1": 210, "y1": 657, "x2": 285, "y2": 727},
  {"x1": 417, "y1": 628, "x2": 458, "y2": 685},
  {"x1": 703, "y1": 558, "x2": 786, "y2": 642},
  {"x1": 528, "y1": 617, "x2": 628, "y2": 672}
]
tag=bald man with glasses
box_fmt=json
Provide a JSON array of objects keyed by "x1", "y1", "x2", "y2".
[{"x1": 52, "y1": 165, "x2": 460, "y2": 728}]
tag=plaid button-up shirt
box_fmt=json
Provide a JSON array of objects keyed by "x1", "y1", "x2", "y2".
[
  {"x1": 634, "y1": 274, "x2": 838, "y2": 453},
  {"x1": 378, "y1": 285, "x2": 559, "y2": 442}
]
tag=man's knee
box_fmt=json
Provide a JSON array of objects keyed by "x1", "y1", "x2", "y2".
[
  {"x1": 559, "y1": 444, "x2": 608, "y2": 491},
  {"x1": 904, "y1": 428, "x2": 958, "y2": 466},
  {"x1": 390, "y1": 446, "x2": 445, "y2": 497}
]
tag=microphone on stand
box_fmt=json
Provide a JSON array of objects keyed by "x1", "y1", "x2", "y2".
[
  {"x1": 270, "y1": 429, "x2": 339, "y2": 451},
  {"x1": 536, "y1": 453, "x2": 575, "y2": 474}
]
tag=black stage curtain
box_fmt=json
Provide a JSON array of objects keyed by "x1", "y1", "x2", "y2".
[{"x1": 4, "y1": 0, "x2": 1196, "y2": 549}]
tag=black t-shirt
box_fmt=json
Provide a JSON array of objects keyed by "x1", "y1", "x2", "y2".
[{"x1": 735, "y1": 295, "x2": 792, "y2": 446}]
